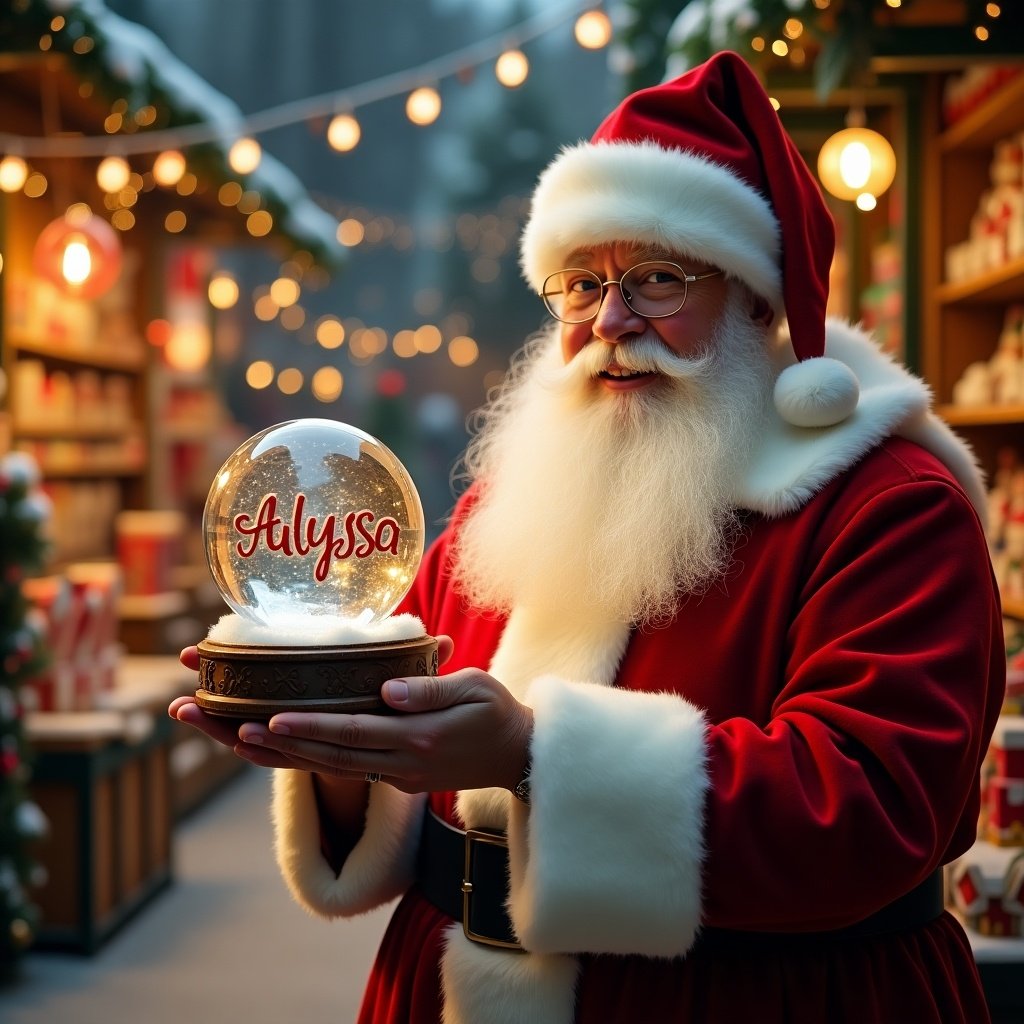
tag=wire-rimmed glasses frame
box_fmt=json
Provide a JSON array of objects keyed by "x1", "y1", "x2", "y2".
[{"x1": 541, "y1": 260, "x2": 723, "y2": 325}]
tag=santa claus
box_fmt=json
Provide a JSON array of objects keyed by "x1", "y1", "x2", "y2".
[{"x1": 171, "y1": 51, "x2": 1004, "y2": 1023}]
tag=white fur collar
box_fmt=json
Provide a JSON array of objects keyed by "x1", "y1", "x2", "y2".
[{"x1": 735, "y1": 319, "x2": 986, "y2": 523}]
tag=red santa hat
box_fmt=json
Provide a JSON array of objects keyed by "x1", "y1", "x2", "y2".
[{"x1": 520, "y1": 50, "x2": 860, "y2": 427}]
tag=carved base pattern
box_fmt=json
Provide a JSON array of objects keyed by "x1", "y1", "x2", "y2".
[{"x1": 195, "y1": 635, "x2": 439, "y2": 719}]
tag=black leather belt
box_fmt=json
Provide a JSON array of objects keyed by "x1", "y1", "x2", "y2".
[
  {"x1": 415, "y1": 809, "x2": 945, "y2": 951},
  {"x1": 417, "y1": 810, "x2": 522, "y2": 949}
]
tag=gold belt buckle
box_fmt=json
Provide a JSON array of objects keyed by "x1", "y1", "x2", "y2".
[{"x1": 462, "y1": 828, "x2": 523, "y2": 950}]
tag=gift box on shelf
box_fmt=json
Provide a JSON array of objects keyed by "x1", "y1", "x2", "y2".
[
  {"x1": 21, "y1": 574, "x2": 76, "y2": 713},
  {"x1": 115, "y1": 510, "x2": 185, "y2": 597},
  {"x1": 65, "y1": 562, "x2": 124, "y2": 709}
]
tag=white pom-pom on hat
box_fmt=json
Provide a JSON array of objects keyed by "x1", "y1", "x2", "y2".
[{"x1": 773, "y1": 356, "x2": 860, "y2": 428}]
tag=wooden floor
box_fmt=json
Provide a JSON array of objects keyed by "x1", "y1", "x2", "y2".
[{"x1": 3, "y1": 766, "x2": 395, "y2": 1024}]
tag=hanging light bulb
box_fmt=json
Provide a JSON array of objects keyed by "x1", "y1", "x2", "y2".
[
  {"x1": 96, "y1": 155, "x2": 131, "y2": 193},
  {"x1": 153, "y1": 150, "x2": 187, "y2": 187},
  {"x1": 574, "y1": 10, "x2": 613, "y2": 49},
  {"x1": 817, "y1": 115, "x2": 896, "y2": 204},
  {"x1": 228, "y1": 137, "x2": 262, "y2": 175},
  {"x1": 327, "y1": 113, "x2": 361, "y2": 152},
  {"x1": 0, "y1": 156, "x2": 29, "y2": 193},
  {"x1": 406, "y1": 87, "x2": 441, "y2": 126},
  {"x1": 495, "y1": 50, "x2": 529, "y2": 88},
  {"x1": 208, "y1": 271, "x2": 240, "y2": 309},
  {"x1": 62, "y1": 239, "x2": 92, "y2": 284},
  {"x1": 33, "y1": 204, "x2": 123, "y2": 299}
]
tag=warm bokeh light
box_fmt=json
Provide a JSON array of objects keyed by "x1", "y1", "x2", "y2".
[
  {"x1": 771, "y1": 39, "x2": 789, "y2": 57},
  {"x1": 364, "y1": 327, "x2": 388, "y2": 355},
  {"x1": 270, "y1": 276, "x2": 301, "y2": 307},
  {"x1": 176, "y1": 172, "x2": 198, "y2": 196},
  {"x1": 327, "y1": 113, "x2": 361, "y2": 152},
  {"x1": 165, "y1": 210, "x2": 187, "y2": 233},
  {"x1": 495, "y1": 50, "x2": 529, "y2": 88},
  {"x1": 247, "y1": 210, "x2": 273, "y2": 236},
  {"x1": 96, "y1": 156, "x2": 131, "y2": 193},
  {"x1": 245, "y1": 360, "x2": 275, "y2": 389},
  {"x1": 277, "y1": 367, "x2": 304, "y2": 395},
  {"x1": 146, "y1": 318, "x2": 172, "y2": 347},
  {"x1": 254, "y1": 295, "x2": 279, "y2": 321},
  {"x1": 208, "y1": 272, "x2": 239, "y2": 309},
  {"x1": 24, "y1": 172, "x2": 47, "y2": 197},
  {"x1": 783, "y1": 18, "x2": 804, "y2": 38},
  {"x1": 62, "y1": 241, "x2": 91, "y2": 284},
  {"x1": 975, "y1": 24, "x2": 990, "y2": 40},
  {"x1": 218, "y1": 181, "x2": 243, "y2": 206},
  {"x1": 280, "y1": 304, "x2": 306, "y2": 331},
  {"x1": 393, "y1": 330, "x2": 418, "y2": 358},
  {"x1": 855, "y1": 193, "x2": 878, "y2": 211},
  {"x1": 818, "y1": 127, "x2": 896, "y2": 203},
  {"x1": 166, "y1": 322, "x2": 211, "y2": 372},
  {"x1": 312, "y1": 366, "x2": 344, "y2": 402},
  {"x1": 34, "y1": 205, "x2": 122, "y2": 299},
  {"x1": 414, "y1": 324, "x2": 443, "y2": 353},
  {"x1": 0, "y1": 156, "x2": 29, "y2": 193},
  {"x1": 574, "y1": 10, "x2": 612, "y2": 49},
  {"x1": 315, "y1": 316, "x2": 345, "y2": 348},
  {"x1": 228, "y1": 137, "x2": 262, "y2": 175},
  {"x1": 237, "y1": 190, "x2": 261, "y2": 214},
  {"x1": 406, "y1": 87, "x2": 442, "y2": 126},
  {"x1": 448, "y1": 335, "x2": 479, "y2": 367},
  {"x1": 111, "y1": 209, "x2": 136, "y2": 231},
  {"x1": 337, "y1": 218, "x2": 365, "y2": 246}
]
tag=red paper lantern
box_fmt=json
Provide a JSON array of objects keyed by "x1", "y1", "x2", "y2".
[{"x1": 33, "y1": 206, "x2": 123, "y2": 300}]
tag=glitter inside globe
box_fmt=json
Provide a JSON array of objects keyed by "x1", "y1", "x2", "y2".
[{"x1": 203, "y1": 419, "x2": 424, "y2": 628}]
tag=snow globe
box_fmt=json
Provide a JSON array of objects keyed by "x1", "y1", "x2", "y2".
[{"x1": 194, "y1": 419, "x2": 437, "y2": 718}]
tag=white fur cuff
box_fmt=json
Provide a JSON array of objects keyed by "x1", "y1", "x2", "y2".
[
  {"x1": 506, "y1": 678, "x2": 709, "y2": 956},
  {"x1": 272, "y1": 768, "x2": 425, "y2": 917}
]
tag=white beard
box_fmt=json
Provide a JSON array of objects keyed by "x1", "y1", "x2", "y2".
[{"x1": 450, "y1": 297, "x2": 776, "y2": 626}]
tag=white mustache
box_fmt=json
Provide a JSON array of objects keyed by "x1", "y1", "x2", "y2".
[{"x1": 542, "y1": 337, "x2": 717, "y2": 394}]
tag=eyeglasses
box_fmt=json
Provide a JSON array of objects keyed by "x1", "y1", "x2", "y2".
[{"x1": 541, "y1": 260, "x2": 723, "y2": 325}]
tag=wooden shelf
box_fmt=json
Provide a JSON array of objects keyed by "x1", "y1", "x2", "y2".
[
  {"x1": 118, "y1": 591, "x2": 188, "y2": 620},
  {"x1": 14, "y1": 421, "x2": 143, "y2": 440},
  {"x1": 38, "y1": 460, "x2": 145, "y2": 478},
  {"x1": 8, "y1": 333, "x2": 147, "y2": 372},
  {"x1": 939, "y1": 404, "x2": 1024, "y2": 426},
  {"x1": 937, "y1": 260, "x2": 1024, "y2": 307},
  {"x1": 940, "y1": 72, "x2": 1024, "y2": 153}
]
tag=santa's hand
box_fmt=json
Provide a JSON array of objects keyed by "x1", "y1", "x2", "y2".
[
  {"x1": 167, "y1": 644, "x2": 303, "y2": 769},
  {"x1": 255, "y1": 658, "x2": 532, "y2": 794}
]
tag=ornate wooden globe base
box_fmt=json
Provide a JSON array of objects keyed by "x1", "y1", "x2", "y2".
[{"x1": 195, "y1": 634, "x2": 439, "y2": 719}]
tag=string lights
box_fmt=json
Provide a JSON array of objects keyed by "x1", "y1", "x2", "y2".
[{"x1": 2, "y1": 2, "x2": 614, "y2": 398}]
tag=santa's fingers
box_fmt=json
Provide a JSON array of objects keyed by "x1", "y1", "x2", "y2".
[{"x1": 243, "y1": 720, "x2": 403, "y2": 776}]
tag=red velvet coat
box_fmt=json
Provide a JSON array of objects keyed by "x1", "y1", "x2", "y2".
[{"x1": 353, "y1": 436, "x2": 1003, "y2": 1024}]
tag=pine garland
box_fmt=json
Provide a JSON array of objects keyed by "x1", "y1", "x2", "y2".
[{"x1": 0, "y1": 453, "x2": 52, "y2": 983}]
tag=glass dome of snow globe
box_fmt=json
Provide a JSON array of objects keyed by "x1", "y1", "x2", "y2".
[
  {"x1": 194, "y1": 419, "x2": 437, "y2": 719},
  {"x1": 203, "y1": 418, "x2": 424, "y2": 627}
]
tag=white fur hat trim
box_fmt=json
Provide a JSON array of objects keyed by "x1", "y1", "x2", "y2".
[
  {"x1": 773, "y1": 356, "x2": 860, "y2": 427},
  {"x1": 520, "y1": 140, "x2": 782, "y2": 312}
]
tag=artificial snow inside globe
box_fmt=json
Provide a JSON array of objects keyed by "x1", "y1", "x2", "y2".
[{"x1": 194, "y1": 418, "x2": 437, "y2": 718}]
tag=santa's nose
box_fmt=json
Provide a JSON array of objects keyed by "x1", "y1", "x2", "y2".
[{"x1": 591, "y1": 283, "x2": 646, "y2": 343}]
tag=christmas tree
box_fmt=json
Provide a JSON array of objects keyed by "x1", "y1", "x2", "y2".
[{"x1": 0, "y1": 451, "x2": 52, "y2": 983}]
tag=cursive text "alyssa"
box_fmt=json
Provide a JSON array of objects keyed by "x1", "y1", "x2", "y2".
[{"x1": 233, "y1": 493, "x2": 401, "y2": 582}]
